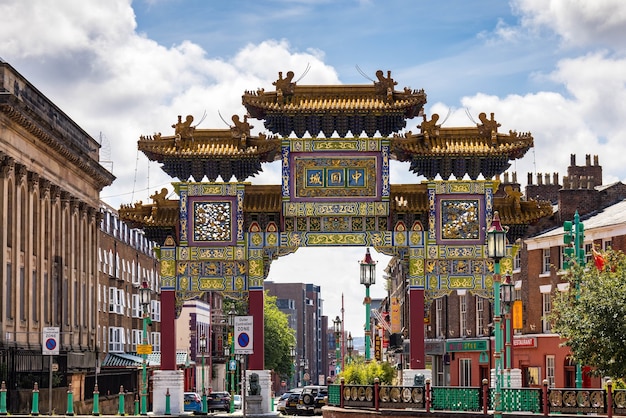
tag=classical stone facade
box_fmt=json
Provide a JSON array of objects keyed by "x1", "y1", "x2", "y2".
[{"x1": 0, "y1": 61, "x2": 114, "y2": 409}]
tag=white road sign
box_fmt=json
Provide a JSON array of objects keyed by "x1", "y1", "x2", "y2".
[
  {"x1": 234, "y1": 316, "x2": 254, "y2": 355},
  {"x1": 42, "y1": 327, "x2": 60, "y2": 355}
]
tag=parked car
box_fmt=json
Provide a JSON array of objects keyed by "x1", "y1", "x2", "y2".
[
  {"x1": 184, "y1": 392, "x2": 203, "y2": 413},
  {"x1": 284, "y1": 391, "x2": 303, "y2": 415},
  {"x1": 233, "y1": 394, "x2": 242, "y2": 409},
  {"x1": 277, "y1": 392, "x2": 291, "y2": 414},
  {"x1": 208, "y1": 391, "x2": 231, "y2": 412},
  {"x1": 297, "y1": 385, "x2": 328, "y2": 415}
]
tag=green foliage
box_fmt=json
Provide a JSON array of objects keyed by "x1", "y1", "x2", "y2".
[
  {"x1": 550, "y1": 249, "x2": 626, "y2": 379},
  {"x1": 340, "y1": 358, "x2": 396, "y2": 385},
  {"x1": 264, "y1": 292, "x2": 296, "y2": 379}
]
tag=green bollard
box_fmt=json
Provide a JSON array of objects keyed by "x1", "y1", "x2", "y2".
[
  {"x1": 31, "y1": 382, "x2": 40, "y2": 416},
  {"x1": 134, "y1": 393, "x2": 139, "y2": 416},
  {"x1": 118, "y1": 385, "x2": 125, "y2": 416},
  {"x1": 0, "y1": 381, "x2": 7, "y2": 415},
  {"x1": 66, "y1": 383, "x2": 75, "y2": 416},
  {"x1": 92, "y1": 383, "x2": 100, "y2": 416},
  {"x1": 164, "y1": 388, "x2": 171, "y2": 415}
]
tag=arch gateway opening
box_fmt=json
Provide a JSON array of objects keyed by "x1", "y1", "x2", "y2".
[{"x1": 119, "y1": 70, "x2": 551, "y2": 412}]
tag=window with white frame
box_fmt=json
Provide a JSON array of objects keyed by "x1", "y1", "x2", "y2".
[
  {"x1": 126, "y1": 329, "x2": 131, "y2": 351},
  {"x1": 108, "y1": 327, "x2": 125, "y2": 352},
  {"x1": 603, "y1": 239, "x2": 612, "y2": 250},
  {"x1": 585, "y1": 243, "x2": 593, "y2": 264},
  {"x1": 102, "y1": 326, "x2": 107, "y2": 353},
  {"x1": 151, "y1": 300, "x2": 161, "y2": 322},
  {"x1": 459, "y1": 358, "x2": 471, "y2": 386},
  {"x1": 542, "y1": 248, "x2": 551, "y2": 274},
  {"x1": 560, "y1": 246, "x2": 566, "y2": 270},
  {"x1": 476, "y1": 297, "x2": 484, "y2": 335},
  {"x1": 459, "y1": 293, "x2": 467, "y2": 335},
  {"x1": 151, "y1": 332, "x2": 161, "y2": 352},
  {"x1": 102, "y1": 284, "x2": 107, "y2": 312},
  {"x1": 126, "y1": 293, "x2": 131, "y2": 317},
  {"x1": 436, "y1": 298, "x2": 444, "y2": 338},
  {"x1": 109, "y1": 288, "x2": 125, "y2": 314},
  {"x1": 132, "y1": 329, "x2": 142, "y2": 351},
  {"x1": 132, "y1": 294, "x2": 140, "y2": 318},
  {"x1": 513, "y1": 251, "x2": 521, "y2": 272},
  {"x1": 546, "y1": 355, "x2": 555, "y2": 387},
  {"x1": 542, "y1": 291, "x2": 552, "y2": 333}
]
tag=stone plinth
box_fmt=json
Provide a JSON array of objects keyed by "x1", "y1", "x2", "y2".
[{"x1": 152, "y1": 369, "x2": 184, "y2": 414}]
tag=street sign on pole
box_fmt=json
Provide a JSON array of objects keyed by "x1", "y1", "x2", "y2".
[
  {"x1": 234, "y1": 316, "x2": 254, "y2": 354},
  {"x1": 42, "y1": 327, "x2": 60, "y2": 355}
]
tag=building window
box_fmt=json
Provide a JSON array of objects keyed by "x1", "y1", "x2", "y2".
[
  {"x1": 108, "y1": 326, "x2": 125, "y2": 352},
  {"x1": 542, "y1": 293, "x2": 552, "y2": 333},
  {"x1": 109, "y1": 288, "x2": 124, "y2": 314},
  {"x1": 476, "y1": 297, "x2": 484, "y2": 335},
  {"x1": 436, "y1": 298, "x2": 444, "y2": 338},
  {"x1": 151, "y1": 332, "x2": 161, "y2": 352},
  {"x1": 603, "y1": 239, "x2": 612, "y2": 250},
  {"x1": 132, "y1": 294, "x2": 140, "y2": 318},
  {"x1": 459, "y1": 358, "x2": 471, "y2": 386},
  {"x1": 132, "y1": 329, "x2": 142, "y2": 351},
  {"x1": 585, "y1": 243, "x2": 593, "y2": 264},
  {"x1": 459, "y1": 294, "x2": 467, "y2": 335},
  {"x1": 546, "y1": 355, "x2": 555, "y2": 387},
  {"x1": 542, "y1": 248, "x2": 551, "y2": 274},
  {"x1": 513, "y1": 251, "x2": 521, "y2": 272},
  {"x1": 151, "y1": 300, "x2": 161, "y2": 322}
]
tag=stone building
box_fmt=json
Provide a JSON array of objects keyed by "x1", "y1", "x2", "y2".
[{"x1": 0, "y1": 60, "x2": 115, "y2": 407}]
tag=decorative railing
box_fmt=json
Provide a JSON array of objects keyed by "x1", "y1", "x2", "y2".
[{"x1": 328, "y1": 379, "x2": 626, "y2": 417}]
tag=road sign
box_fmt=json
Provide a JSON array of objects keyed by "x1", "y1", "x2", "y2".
[
  {"x1": 42, "y1": 327, "x2": 60, "y2": 355},
  {"x1": 137, "y1": 344, "x2": 153, "y2": 355},
  {"x1": 229, "y1": 359, "x2": 237, "y2": 371},
  {"x1": 234, "y1": 316, "x2": 254, "y2": 354}
]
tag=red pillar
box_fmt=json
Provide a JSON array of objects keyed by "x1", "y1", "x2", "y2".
[
  {"x1": 161, "y1": 289, "x2": 176, "y2": 370},
  {"x1": 409, "y1": 288, "x2": 425, "y2": 369},
  {"x1": 248, "y1": 289, "x2": 265, "y2": 370}
]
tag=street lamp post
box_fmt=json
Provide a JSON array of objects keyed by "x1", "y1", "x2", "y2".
[
  {"x1": 346, "y1": 333, "x2": 354, "y2": 364},
  {"x1": 359, "y1": 248, "x2": 377, "y2": 361},
  {"x1": 333, "y1": 316, "x2": 342, "y2": 378},
  {"x1": 228, "y1": 309, "x2": 236, "y2": 414},
  {"x1": 290, "y1": 347, "x2": 296, "y2": 389},
  {"x1": 199, "y1": 334, "x2": 208, "y2": 414},
  {"x1": 139, "y1": 281, "x2": 151, "y2": 416},
  {"x1": 501, "y1": 274, "x2": 515, "y2": 388},
  {"x1": 487, "y1": 211, "x2": 508, "y2": 418}
]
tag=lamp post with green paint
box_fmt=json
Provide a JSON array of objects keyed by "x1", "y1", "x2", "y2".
[
  {"x1": 199, "y1": 333, "x2": 208, "y2": 414},
  {"x1": 359, "y1": 248, "x2": 376, "y2": 361},
  {"x1": 228, "y1": 309, "x2": 236, "y2": 414},
  {"x1": 333, "y1": 316, "x2": 342, "y2": 377},
  {"x1": 139, "y1": 281, "x2": 152, "y2": 416},
  {"x1": 346, "y1": 333, "x2": 354, "y2": 365},
  {"x1": 487, "y1": 211, "x2": 507, "y2": 418}
]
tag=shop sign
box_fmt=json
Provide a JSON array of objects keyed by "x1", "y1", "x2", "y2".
[{"x1": 446, "y1": 339, "x2": 488, "y2": 352}]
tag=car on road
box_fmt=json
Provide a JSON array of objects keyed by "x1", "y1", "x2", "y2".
[
  {"x1": 183, "y1": 392, "x2": 203, "y2": 413},
  {"x1": 208, "y1": 391, "x2": 232, "y2": 412},
  {"x1": 233, "y1": 394, "x2": 242, "y2": 409},
  {"x1": 277, "y1": 392, "x2": 291, "y2": 414},
  {"x1": 297, "y1": 385, "x2": 328, "y2": 415},
  {"x1": 283, "y1": 390, "x2": 303, "y2": 415}
]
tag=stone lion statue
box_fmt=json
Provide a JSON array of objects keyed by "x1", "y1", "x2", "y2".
[{"x1": 249, "y1": 372, "x2": 261, "y2": 396}]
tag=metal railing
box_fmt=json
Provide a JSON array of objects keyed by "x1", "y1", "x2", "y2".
[{"x1": 328, "y1": 379, "x2": 625, "y2": 417}]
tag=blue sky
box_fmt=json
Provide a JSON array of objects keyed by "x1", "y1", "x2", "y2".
[{"x1": 1, "y1": 0, "x2": 626, "y2": 337}]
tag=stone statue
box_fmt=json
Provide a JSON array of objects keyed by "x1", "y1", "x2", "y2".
[{"x1": 249, "y1": 372, "x2": 261, "y2": 396}]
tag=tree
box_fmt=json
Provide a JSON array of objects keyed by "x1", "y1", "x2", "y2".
[
  {"x1": 340, "y1": 358, "x2": 396, "y2": 385},
  {"x1": 264, "y1": 292, "x2": 296, "y2": 378},
  {"x1": 550, "y1": 248, "x2": 626, "y2": 379}
]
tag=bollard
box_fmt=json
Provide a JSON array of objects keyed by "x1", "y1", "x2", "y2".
[
  {"x1": 542, "y1": 379, "x2": 548, "y2": 416},
  {"x1": 118, "y1": 385, "x2": 126, "y2": 416},
  {"x1": 608, "y1": 380, "x2": 613, "y2": 418},
  {"x1": 92, "y1": 383, "x2": 100, "y2": 416},
  {"x1": 164, "y1": 388, "x2": 171, "y2": 415},
  {"x1": 0, "y1": 381, "x2": 7, "y2": 416},
  {"x1": 482, "y1": 379, "x2": 488, "y2": 414},
  {"x1": 31, "y1": 382, "x2": 40, "y2": 416},
  {"x1": 134, "y1": 393, "x2": 139, "y2": 416},
  {"x1": 340, "y1": 377, "x2": 345, "y2": 409},
  {"x1": 66, "y1": 383, "x2": 75, "y2": 416},
  {"x1": 426, "y1": 378, "x2": 431, "y2": 413},
  {"x1": 374, "y1": 378, "x2": 380, "y2": 411}
]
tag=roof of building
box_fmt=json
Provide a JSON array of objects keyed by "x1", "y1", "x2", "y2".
[{"x1": 533, "y1": 199, "x2": 626, "y2": 239}]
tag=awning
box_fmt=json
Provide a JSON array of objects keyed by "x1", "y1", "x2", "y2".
[{"x1": 101, "y1": 351, "x2": 193, "y2": 368}]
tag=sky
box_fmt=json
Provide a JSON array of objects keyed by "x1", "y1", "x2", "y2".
[{"x1": 1, "y1": 0, "x2": 626, "y2": 338}]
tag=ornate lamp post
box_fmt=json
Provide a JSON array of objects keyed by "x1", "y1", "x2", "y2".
[
  {"x1": 199, "y1": 334, "x2": 208, "y2": 414},
  {"x1": 290, "y1": 347, "x2": 296, "y2": 389},
  {"x1": 346, "y1": 333, "x2": 354, "y2": 364},
  {"x1": 501, "y1": 274, "x2": 515, "y2": 388},
  {"x1": 333, "y1": 316, "x2": 342, "y2": 377},
  {"x1": 359, "y1": 248, "x2": 377, "y2": 360},
  {"x1": 139, "y1": 281, "x2": 151, "y2": 416},
  {"x1": 486, "y1": 211, "x2": 507, "y2": 418},
  {"x1": 228, "y1": 309, "x2": 236, "y2": 414}
]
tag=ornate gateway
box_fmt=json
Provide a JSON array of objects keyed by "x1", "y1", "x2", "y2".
[{"x1": 120, "y1": 70, "x2": 551, "y2": 371}]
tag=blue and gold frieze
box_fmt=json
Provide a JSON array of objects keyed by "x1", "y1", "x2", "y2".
[
  {"x1": 283, "y1": 201, "x2": 389, "y2": 217},
  {"x1": 279, "y1": 231, "x2": 392, "y2": 247},
  {"x1": 287, "y1": 137, "x2": 383, "y2": 153},
  {"x1": 381, "y1": 143, "x2": 390, "y2": 198},
  {"x1": 282, "y1": 144, "x2": 291, "y2": 198},
  {"x1": 292, "y1": 154, "x2": 379, "y2": 199}
]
